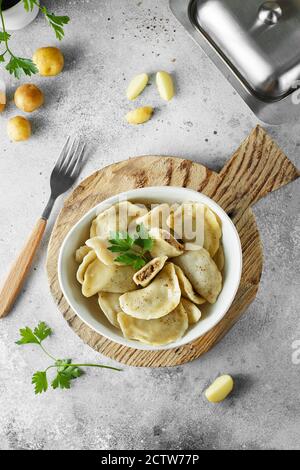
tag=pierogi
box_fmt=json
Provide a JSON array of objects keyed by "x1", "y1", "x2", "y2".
[{"x1": 75, "y1": 200, "x2": 225, "y2": 346}]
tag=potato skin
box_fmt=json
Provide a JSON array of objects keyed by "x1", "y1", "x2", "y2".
[
  {"x1": 33, "y1": 47, "x2": 64, "y2": 76},
  {"x1": 7, "y1": 116, "x2": 31, "y2": 142},
  {"x1": 14, "y1": 84, "x2": 44, "y2": 113},
  {"x1": 0, "y1": 103, "x2": 5, "y2": 113}
]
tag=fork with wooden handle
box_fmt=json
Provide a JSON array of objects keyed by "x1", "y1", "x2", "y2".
[{"x1": 0, "y1": 137, "x2": 85, "y2": 318}]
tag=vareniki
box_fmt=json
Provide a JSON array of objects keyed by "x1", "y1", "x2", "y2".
[{"x1": 75, "y1": 200, "x2": 224, "y2": 346}]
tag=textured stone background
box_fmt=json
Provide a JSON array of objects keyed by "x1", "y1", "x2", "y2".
[{"x1": 0, "y1": 0, "x2": 299, "y2": 450}]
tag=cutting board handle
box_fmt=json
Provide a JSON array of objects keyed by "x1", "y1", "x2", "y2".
[{"x1": 211, "y1": 126, "x2": 299, "y2": 219}]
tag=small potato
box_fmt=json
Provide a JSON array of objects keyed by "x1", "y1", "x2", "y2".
[
  {"x1": 126, "y1": 73, "x2": 149, "y2": 100},
  {"x1": 156, "y1": 71, "x2": 175, "y2": 101},
  {"x1": 126, "y1": 106, "x2": 153, "y2": 125},
  {"x1": 205, "y1": 375, "x2": 234, "y2": 403},
  {"x1": 0, "y1": 89, "x2": 6, "y2": 112},
  {"x1": 7, "y1": 116, "x2": 31, "y2": 142},
  {"x1": 14, "y1": 84, "x2": 44, "y2": 113},
  {"x1": 33, "y1": 46, "x2": 64, "y2": 77}
]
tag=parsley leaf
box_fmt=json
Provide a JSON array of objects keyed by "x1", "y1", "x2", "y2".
[
  {"x1": 16, "y1": 326, "x2": 40, "y2": 345},
  {"x1": 108, "y1": 224, "x2": 153, "y2": 270},
  {"x1": 34, "y1": 322, "x2": 52, "y2": 342},
  {"x1": 22, "y1": 0, "x2": 35, "y2": 12},
  {"x1": 0, "y1": 31, "x2": 10, "y2": 42},
  {"x1": 17, "y1": 322, "x2": 121, "y2": 394},
  {"x1": 32, "y1": 371, "x2": 48, "y2": 394},
  {"x1": 43, "y1": 10, "x2": 70, "y2": 41},
  {"x1": 5, "y1": 57, "x2": 38, "y2": 79}
]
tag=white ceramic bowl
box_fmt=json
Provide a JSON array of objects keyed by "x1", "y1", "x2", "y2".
[{"x1": 58, "y1": 187, "x2": 242, "y2": 351}]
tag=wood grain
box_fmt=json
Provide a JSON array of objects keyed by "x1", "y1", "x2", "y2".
[
  {"x1": 0, "y1": 218, "x2": 47, "y2": 318},
  {"x1": 46, "y1": 126, "x2": 299, "y2": 367}
]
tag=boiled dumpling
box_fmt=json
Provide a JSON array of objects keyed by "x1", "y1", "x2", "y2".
[
  {"x1": 80, "y1": 258, "x2": 136, "y2": 297},
  {"x1": 133, "y1": 256, "x2": 168, "y2": 287},
  {"x1": 135, "y1": 203, "x2": 174, "y2": 230},
  {"x1": 76, "y1": 250, "x2": 97, "y2": 284},
  {"x1": 118, "y1": 303, "x2": 188, "y2": 346},
  {"x1": 98, "y1": 292, "x2": 121, "y2": 328},
  {"x1": 86, "y1": 236, "x2": 121, "y2": 266},
  {"x1": 90, "y1": 201, "x2": 148, "y2": 238},
  {"x1": 203, "y1": 206, "x2": 222, "y2": 257},
  {"x1": 149, "y1": 228, "x2": 184, "y2": 258},
  {"x1": 181, "y1": 298, "x2": 202, "y2": 324},
  {"x1": 173, "y1": 264, "x2": 206, "y2": 305},
  {"x1": 213, "y1": 244, "x2": 225, "y2": 272},
  {"x1": 167, "y1": 202, "x2": 221, "y2": 257},
  {"x1": 119, "y1": 263, "x2": 181, "y2": 319},
  {"x1": 75, "y1": 245, "x2": 92, "y2": 264},
  {"x1": 167, "y1": 202, "x2": 205, "y2": 244},
  {"x1": 173, "y1": 248, "x2": 222, "y2": 304}
]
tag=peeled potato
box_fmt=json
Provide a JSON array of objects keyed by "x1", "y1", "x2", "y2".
[
  {"x1": 7, "y1": 116, "x2": 31, "y2": 142},
  {"x1": 205, "y1": 375, "x2": 234, "y2": 403},
  {"x1": 156, "y1": 71, "x2": 175, "y2": 101},
  {"x1": 126, "y1": 106, "x2": 153, "y2": 125},
  {"x1": 126, "y1": 73, "x2": 149, "y2": 100},
  {"x1": 14, "y1": 84, "x2": 44, "y2": 113},
  {"x1": 33, "y1": 47, "x2": 64, "y2": 76}
]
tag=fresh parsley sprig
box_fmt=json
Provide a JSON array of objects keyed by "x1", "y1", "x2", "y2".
[
  {"x1": 16, "y1": 322, "x2": 121, "y2": 394},
  {"x1": 108, "y1": 224, "x2": 153, "y2": 270},
  {"x1": 0, "y1": 1, "x2": 70, "y2": 78}
]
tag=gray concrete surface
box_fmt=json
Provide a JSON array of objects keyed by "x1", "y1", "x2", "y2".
[{"x1": 0, "y1": 0, "x2": 299, "y2": 450}]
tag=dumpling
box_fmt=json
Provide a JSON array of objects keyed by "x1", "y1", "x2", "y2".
[
  {"x1": 90, "y1": 201, "x2": 148, "y2": 238},
  {"x1": 167, "y1": 202, "x2": 221, "y2": 257},
  {"x1": 173, "y1": 264, "x2": 206, "y2": 305},
  {"x1": 181, "y1": 298, "x2": 202, "y2": 325},
  {"x1": 133, "y1": 256, "x2": 168, "y2": 287},
  {"x1": 173, "y1": 248, "x2": 222, "y2": 304},
  {"x1": 119, "y1": 263, "x2": 181, "y2": 319},
  {"x1": 80, "y1": 258, "x2": 136, "y2": 297},
  {"x1": 76, "y1": 250, "x2": 97, "y2": 284},
  {"x1": 118, "y1": 303, "x2": 188, "y2": 346},
  {"x1": 167, "y1": 202, "x2": 205, "y2": 245},
  {"x1": 149, "y1": 228, "x2": 184, "y2": 258},
  {"x1": 86, "y1": 236, "x2": 122, "y2": 266},
  {"x1": 98, "y1": 292, "x2": 121, "y2": 328},
  {"x1": 213, "y1": 244, "x2": 225, "y2": 272},
  {"x1": 203, "y1": 206, "x2": 222, "y2": 257},
  {"x1": 75, "y1": 245, "x2": 92, "y2": 264},
  {"x1": 135, "y1": 203, "x2": 173, "y2": 230}
]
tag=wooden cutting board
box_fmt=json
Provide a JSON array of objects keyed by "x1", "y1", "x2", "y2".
[{"x1": 46, "y1": 126, "x2": 299, "y2": 367}]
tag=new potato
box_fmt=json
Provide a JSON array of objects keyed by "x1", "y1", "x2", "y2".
[
  {"x1": 33, "y1": 47, "x2": 64, "y2": 76},
  {"x1": 14, "y1": 84, "x2": 44, "y2": 113},
  {"x1": 7, "y1": 116, "x2": 31, "y2": 142}
]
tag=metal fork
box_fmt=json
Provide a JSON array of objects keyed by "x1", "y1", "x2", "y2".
[{"x1": 0, "y1": 137, "x2": 85, "y2": 318}]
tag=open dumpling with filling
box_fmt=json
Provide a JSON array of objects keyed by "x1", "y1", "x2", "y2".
[
  {"x1": 181, "y1": 298, "x2": 202, "y2": 324},
  {"x1": 149, "y1": 228, "x2": 184, "y2": 258},
  {"x1": 173, "y1": 264, "x2": 206, "y2": 305},
  {"x1": 78, "y1": 257, "x2": 136, "y2": 297},
  {"x1": 133, "y1": 256, "x2": 168, "y2": 287},
  {"x1": 98, "y1": 292, "x2": 121, "y2": 328},
  {"x1": 173, "y1": 248, "x2": 222, "y2": 304},
  {"x1": 119, "y1": 263, "x2": 181, "y2": 319},
  {"x1": 90, "y1": 201, "x2": 148, "y2": 238},
  {"x1": 118, "y1": 303, "x2": 188, "y2": 346}
]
